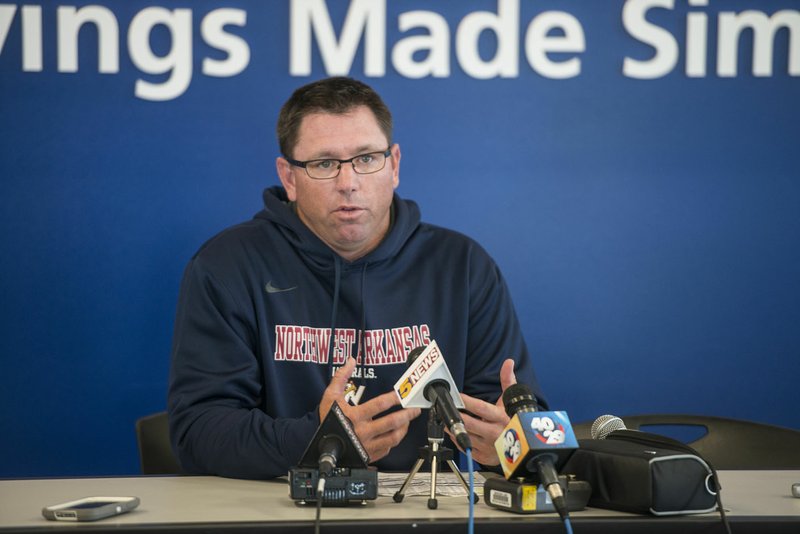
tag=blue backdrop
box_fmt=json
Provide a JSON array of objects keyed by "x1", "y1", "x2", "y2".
[{"x1": 1, "y1": 0, "x2": 798, "y2": 477}]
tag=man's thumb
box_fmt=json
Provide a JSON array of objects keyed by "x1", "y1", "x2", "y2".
[
  {"x1": 330, "y1": 357, "x2": 356, "y2": 389},
  {"x1": 500, "y1": 358, "x2": 517, "y2": 392}
]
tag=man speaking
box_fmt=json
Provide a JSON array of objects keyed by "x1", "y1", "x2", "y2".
[{"x1": 167, "y1": 77, "x2": 548, "y2": 478}]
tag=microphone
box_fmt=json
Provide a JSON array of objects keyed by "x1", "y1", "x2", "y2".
[
  {"x1": 317, "y1": 434, "x2": 344, "y2": 477},
  {"x1": 295, "y1": 400, "x2": 369, "y2": 473},
  {"x1": 393, "y1": 341, "x2": 472, "y2": 451},
  {"x1": 502, "y1": 382, "x2": 540, "y2": 414},
  {"x1": 591, "y1": 414, "x2": 627, "y2": 440},
  {"x1": 494, "y1": 383, "x2": 578, "y2": 519},
  {"x1": 289, "y1": 401, "x2": 378, "y2": 505}
]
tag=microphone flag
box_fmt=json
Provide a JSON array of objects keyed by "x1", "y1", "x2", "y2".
[
  {"x1": 393, "y1": 340, "x2": 465, "y2": 410},
  {"x1": 495, "y1": 410, "x2": 578, "y2": 480},
  {"x1": 297, "y1": 401, "x2": 369, "y2": 469}
]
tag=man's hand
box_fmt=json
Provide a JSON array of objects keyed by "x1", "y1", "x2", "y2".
[
  {"x1": 319, "y1": 358, "x2": 421, "y2": 463},
  {"x1": 448, "y1": 358, "x2": 517, "y2": 466}
]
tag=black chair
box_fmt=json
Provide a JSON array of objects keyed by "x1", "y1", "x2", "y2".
[
  {"x1": 135, "y1": 411, "x2": 183, "y2": 475},
  {"x1": 572, "y1": 414, "x2": 800, "y2": 470}
]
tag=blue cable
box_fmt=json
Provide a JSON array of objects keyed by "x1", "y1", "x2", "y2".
[
  {"x1": 563, "y1": 515, "x2": 574, "y2": 534},
  {"x1": 466, "y1": 448, "x2": 474, "y2": 534}
]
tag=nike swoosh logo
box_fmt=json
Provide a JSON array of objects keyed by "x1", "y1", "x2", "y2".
[{"x1": 265, "y1": 281, "x2": 297, "y2": 294}]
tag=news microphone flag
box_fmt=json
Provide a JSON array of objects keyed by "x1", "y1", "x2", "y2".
[
  {"x1": 393, "y1": 340, "x2": 465, "y2": 410},
  {"x1": 495, "y1": 410, "x2": 578, "y2": 480}
]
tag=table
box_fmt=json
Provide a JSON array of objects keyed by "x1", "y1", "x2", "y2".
[{"x1": 1, "y1": 471, "x2": 798, "y2": 533}]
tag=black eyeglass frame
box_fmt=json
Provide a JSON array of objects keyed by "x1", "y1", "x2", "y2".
[{"x1": 284, "y1": 147, "x2": 393, "y2": 180}]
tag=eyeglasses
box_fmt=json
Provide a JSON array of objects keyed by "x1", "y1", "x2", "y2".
[{"x1": 285, "y1": 148, "x2": 392, "y2": 180}]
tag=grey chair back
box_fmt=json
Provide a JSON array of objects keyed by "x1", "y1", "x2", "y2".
[{"x1": 136, "y1": 411, "x2": 182, "y2": 475}]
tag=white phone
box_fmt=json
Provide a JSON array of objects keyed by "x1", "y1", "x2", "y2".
[{"x1": 42, "y1": 496, "x2": 140, "y2": 521}]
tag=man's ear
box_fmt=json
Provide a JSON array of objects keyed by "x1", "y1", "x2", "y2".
[
  {"x1": 390, "y1": 144, "x2": 401, "y2": 189},
  {"x1": 276, "y1": 157, "x2": 297, "y2": 200}
]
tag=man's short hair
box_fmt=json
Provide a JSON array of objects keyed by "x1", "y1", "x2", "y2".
[{"x1": 277, "y1": 77, "x2": 393, "y2": 159}]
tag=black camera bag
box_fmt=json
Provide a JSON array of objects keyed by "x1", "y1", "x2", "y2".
[{"x1": 562, "y1": 429, "x2": 720, "y2": 516}]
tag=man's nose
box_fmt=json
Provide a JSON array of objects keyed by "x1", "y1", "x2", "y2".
[{"x1": 335, "y1": 162, "x2": 359, "y2": 190}]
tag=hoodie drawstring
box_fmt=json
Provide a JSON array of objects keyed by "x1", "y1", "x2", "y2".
[
  {"x1": 326, "y1": 257, "x2": 369, "y2": 389},
  {"x1": 326, "y1": 256, "x2": 342, "y2": 378},
  {"x1": 358, "y1": 263, "x2": 368, "y2": 387}
]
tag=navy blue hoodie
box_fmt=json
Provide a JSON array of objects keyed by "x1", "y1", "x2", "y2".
[{"x1": 168, "y1": 186, "x2": 547, "y2": 479}]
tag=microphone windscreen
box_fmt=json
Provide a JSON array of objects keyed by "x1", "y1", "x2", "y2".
[
  {"x1": 502, "y1": 383, "x2": 538, "y2": 417},
  {"x1": 591, "y1": 414, "x2": 626, "y2": 440},
  {"x1": 406, "y1": 345, "x2": 426, "y2": 365}
]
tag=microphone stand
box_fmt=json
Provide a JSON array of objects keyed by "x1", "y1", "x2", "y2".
[{"x1": 392, "y1": 406, "x2": 478, "y2": 509}]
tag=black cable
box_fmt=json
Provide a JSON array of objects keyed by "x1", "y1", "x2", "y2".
[
  {"x1": 313, "y1": 476, "x2": 325, "y2": 534},
  {"x1": 712, "y1": 472, "x2": 733, "y2": 534}
]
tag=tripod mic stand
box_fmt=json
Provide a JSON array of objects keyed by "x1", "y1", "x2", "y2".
[{"x1": 392, "y1": 406, "x2": 479, "y2": 509}]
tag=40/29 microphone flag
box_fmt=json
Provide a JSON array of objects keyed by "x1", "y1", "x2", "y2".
[{"x1": 495, "y1": 410, "x2": 578, "y2": 480}]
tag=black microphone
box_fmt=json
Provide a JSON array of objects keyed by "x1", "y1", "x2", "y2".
[
  {"x1": 502, "y1": 382, "x2": 539, "y2": 415},
  {"x1": 424, "y1": 378, "x2": 472, "y2": 451},
  {"x1": 317, "y1": 434, "x2": 345, "y2": 477},
  {"x1": 394, "y1": 342, "x2": 472, "y2": 451}
]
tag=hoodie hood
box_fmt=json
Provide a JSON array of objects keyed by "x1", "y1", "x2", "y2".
[{"x1": 254, "y1": 185, "x2": 421, "y2": 269}]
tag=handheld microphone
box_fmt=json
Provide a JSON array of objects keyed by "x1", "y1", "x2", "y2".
[
  {"x1": 494, "y1": 383, "x2": 578, "y2": 519},
  {"x1": 502, "y1": 382, "x2": 540, "y2": 414},
  {"x1": 591, "y1": 414, "x2": 627, "y2": 440},
  {"x1": 393, "y1": 341, "x2": 472, "y2": 451}
]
